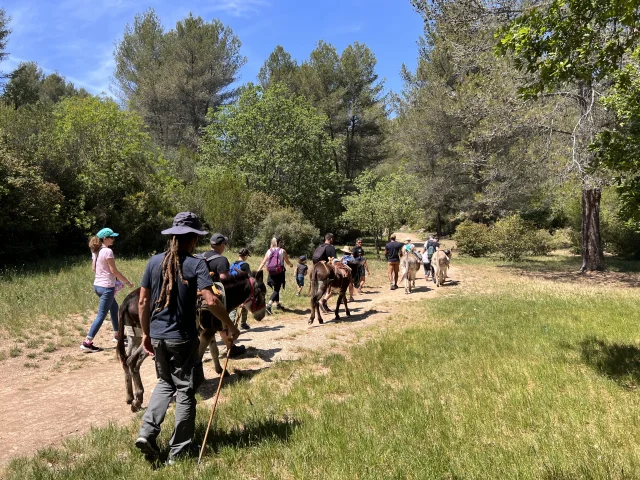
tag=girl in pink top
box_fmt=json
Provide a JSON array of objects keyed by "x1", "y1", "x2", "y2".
[{"x1": 81, "y1": 228, "x2": 133, "y2": 352}]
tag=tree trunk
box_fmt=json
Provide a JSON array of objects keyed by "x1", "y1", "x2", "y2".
[
  {"x1": 580, "y1": 187, "x2": 606, "y2": 272},
  {"x1": 375, "y1": 233, "x2": 380, "y2": 260},
  {"x1": 435, "y1": 212, "x2": 443, "y2": 238}
]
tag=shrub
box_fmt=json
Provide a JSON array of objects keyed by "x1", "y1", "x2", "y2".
[
  {"x1": 492, "y1": 215, "x2": 535, "y2": 261},
  {"x1": 250, "y1": 208, "x2": 320, "y2": 257},
  {"x1": 530, "y1": 230, "x2": 554, "y2": 256},
  {"x1": 453, "y1": 221, "x2": 493, "y2": 257}
]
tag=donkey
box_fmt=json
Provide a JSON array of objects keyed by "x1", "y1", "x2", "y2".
[
  {"x1": 432, "y1": 249, "x2": 452, "y2": 287},
  {"x1": 116, "y1": 270, "x2": 267, "y2": 412},
  {"x1": 400, "y1": 250, "x2": 421, "y2": 294},
  {"x1": 308, "y1": 262, "x2": 353, "y2": 325}
]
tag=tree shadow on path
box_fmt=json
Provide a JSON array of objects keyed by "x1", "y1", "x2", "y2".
[{"x1": 579, "y1": 336, "x2": 640, "y2": 388}]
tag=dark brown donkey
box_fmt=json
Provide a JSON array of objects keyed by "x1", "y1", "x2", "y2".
[
  {"x1": 116, "y1": 271, "x2": 267, "y2": 412},
  {"x1": 308, "y1": 262, "x2": 354, "y2": 325}
]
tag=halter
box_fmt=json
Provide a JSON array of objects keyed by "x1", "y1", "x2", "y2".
[{"x1": 243, "y1": 277, "x2": 265, "y2": 312}]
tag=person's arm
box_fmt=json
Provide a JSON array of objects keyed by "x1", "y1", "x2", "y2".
[
  {"x1": 201, "y1": 287, "x2": 240, "y2": 342},
  {"x1": 106, "y1": 257, "x2": 134, "y2": 287},
  {"x1": 283, "y1": 250, "x2": 293, "y2": 268},
  {"x1": 257, "y1": 251, "x2": 269, "y2": 271},
  {"x1": 139, "y1": 287, "x2": 153, "y2": 355}
]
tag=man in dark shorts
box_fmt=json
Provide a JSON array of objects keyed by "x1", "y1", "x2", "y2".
[
  {"x1": 385, "y1": 234, "x2": 404, "y2": 290},
  {"x1": 135, "y1": 212, "x2": 240, "y2": 464},
  {"x1": 312, "y1": 233, "x2": 337, "y2": 264},
  {"x1": 201, "y1": 233, "x2": 246, "y2": 354}
]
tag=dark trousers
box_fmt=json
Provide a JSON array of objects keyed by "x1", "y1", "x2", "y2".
[{"x1": 138, "y1": 338, "x2": 204, "y2": 458}]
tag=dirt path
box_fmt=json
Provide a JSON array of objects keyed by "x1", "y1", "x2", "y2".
[{"x1": 0, "y1": 261, "x2": 461, "y2": 467}]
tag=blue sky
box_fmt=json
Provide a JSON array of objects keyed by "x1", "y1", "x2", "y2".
[{"x1": 1, "y1": 0, "x2": 425, "y2": 98}]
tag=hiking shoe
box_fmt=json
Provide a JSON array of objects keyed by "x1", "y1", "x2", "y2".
[
  {"x1": 265, "y1": 304, "x2": 273, "y2": 315},
  {"x1": 390, "y1": 285, "x2": 398, "y2": 291},
  {"x1": 275, "y1": 303, "x2": 285, "y2": 311},
  {"x1": 80, "y1": 341, "x2": 103, "y2": 352},
  {"x1": 240, "y1": 322, "x2": 250, "y2": 330},
  {"x1": 112, "y1": 335, "x2": 128, "y2": 346},
  {"x1": 135, "y1": 436, "x2": 160, "y2": 458},
  {"x1": 229, "y1": 344, "x2": 246, "y2": 358},
  {"x1": 296, "y1": 292, "x2": 300, "y2": 297}
]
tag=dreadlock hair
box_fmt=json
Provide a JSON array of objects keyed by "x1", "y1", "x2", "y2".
[{"x1": 155, "y1": 234, "x2": 197, "y2": 312}]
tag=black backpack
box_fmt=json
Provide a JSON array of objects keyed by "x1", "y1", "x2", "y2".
[{"x1": 312, "y1": 244, "x2": 327, "y2": 263}]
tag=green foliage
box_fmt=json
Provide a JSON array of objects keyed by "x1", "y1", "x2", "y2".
[
  {"x1": 2, "y1": 62, "x2": 87, "y2": 109},
  {"x1": 453, "y1": 221, "x2": 492, "y2": 257},
  {"x1": 249, "y1": 208, "x2": 319, "y2": 256},
  {"x1": 114, "y1": 9, "x2": 246, "y2": 149},
  {"x1": 202, "y1": 83, "x2": 342, "y2": 228},
  {"x1": 492, "y1": 215, "x2": 536, "y2": 261},
  {"x1": 530, "y1": 229, "x2": 554, "y2": 257},
  {"x1": 342, "y1": 170, "x2": 423, "y2": 253},
  {"x1": 497, "y1": 0, "x2": 640, "y2": 98},
  {"x1": 0, "y1": 137, "x2": 64, "y2": 258}
]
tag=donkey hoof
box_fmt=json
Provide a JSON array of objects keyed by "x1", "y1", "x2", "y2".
[
  {"x1": 126, "y1": 397, "x2": 134, "y2": 405},
  {"x1": 308, "y1": 318, "x2": 314, "y2": 325},
  {"x1": 346, "y1": 311, "x2": 351, "y2": 317},
  {"x1": 131, "y1": 401, "x2": 142, "y2": 412},
  {"x1": 318, "y1": 318, "x2": 324, "y2": 325}
]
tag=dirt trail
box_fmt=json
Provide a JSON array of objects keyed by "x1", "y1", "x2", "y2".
[{"x1": 0, "y1": 259, "x2": 460, "y2": 467}]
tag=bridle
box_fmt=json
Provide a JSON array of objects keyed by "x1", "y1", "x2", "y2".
[{"x1": 243, "y1": 277, "x2": 265, "y2": 312}]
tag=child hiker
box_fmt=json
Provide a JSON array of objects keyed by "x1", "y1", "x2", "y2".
[{"x1": 296, "y1": 255, "x2": 308, "y2": 296}]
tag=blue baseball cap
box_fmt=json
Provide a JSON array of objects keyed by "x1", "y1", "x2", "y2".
[{"x1": 96, "y1": 228, "x2": 119, "y2": 239}]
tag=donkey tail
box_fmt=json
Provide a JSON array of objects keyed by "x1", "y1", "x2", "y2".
[
  {"x1": 310, "y1": 264, "x2": 318, "y2": 298},
  {"x1": 116, "y1": 302, "x2": 127, "y2": 368}
]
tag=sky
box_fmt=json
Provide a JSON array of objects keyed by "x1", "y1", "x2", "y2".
[{"x1": 0, "y1": 0, "x2": 425, "y2": 98}]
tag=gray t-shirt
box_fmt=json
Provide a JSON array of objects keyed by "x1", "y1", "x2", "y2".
[{"x1": 141, "y1": 252, "x2": 213, "y2": 340}]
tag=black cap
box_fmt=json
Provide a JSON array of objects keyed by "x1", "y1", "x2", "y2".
[
  {"x1": 161, "y1": 212, "x2": 208, "y2": 236},
  {"x1": 238, "y1": 248, "x2": 251, "y2": 257},
  {"x1": 299, "y1": 255, "x2": 307, "y2": 262},
  {"x1": 210, "y1": 233, "x2": 228, "y2": 245}
]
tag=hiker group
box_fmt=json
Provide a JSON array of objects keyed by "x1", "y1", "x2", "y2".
[{"x1": 85, "y1": 211, "x2": 445, "y2": 465}]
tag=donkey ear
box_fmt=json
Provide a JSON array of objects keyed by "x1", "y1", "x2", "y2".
[{"x1": 254, "y1": 270, "x2": 264, "y2": 282}]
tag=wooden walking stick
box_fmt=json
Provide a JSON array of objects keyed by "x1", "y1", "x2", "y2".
[{"x1": 198, "y1": 344, "x2": 232, "y2": 465}]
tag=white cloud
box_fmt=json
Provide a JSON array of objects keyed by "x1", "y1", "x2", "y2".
[{"x1": 204, "y1": 0, "x2": 270, "y2": 18}]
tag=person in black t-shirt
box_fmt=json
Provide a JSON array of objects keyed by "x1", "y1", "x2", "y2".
[
  {"x1": 135, "y1": 212, "x2": 240, "y2": 463},
  {"x1": 385, "y1": 234, "x2": 404, "y2": 290},
  {"x1": 296, "y1": 255, "x2": 308, "y2": 296},
  {"x1": 203, "y1": 233, "x2": 230, "y2": 282},
  {"x1": 312, "y1": 233, "x2": 337, "y2": 264}
]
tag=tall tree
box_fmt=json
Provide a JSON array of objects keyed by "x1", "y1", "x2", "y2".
[
  {"x1": 0, "y1": 8, "x2": 10, "y2": 78},
  {"x1": 114, "y1": 9, "x2": 246, "y2": 150},
  {"x1": 258, "y1": 45, "x2": 299, "y2": 90},
  {"x1": 497, "y1": 0, "x2": 640, "y2": 271},
  {"x1": 200, "y1": 83, "x2": 342, "y2": 228}
]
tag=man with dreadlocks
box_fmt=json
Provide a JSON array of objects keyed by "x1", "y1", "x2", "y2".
[{"x1": 135, "y1": 212, "x2": 240, "y2": 464}]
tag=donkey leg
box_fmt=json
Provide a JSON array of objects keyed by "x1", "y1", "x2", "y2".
[
  {"x1": 334, "y1": 293, "x2": 342, "y2": 321},
  {"x1": 123, "y1": 337, "x2": 136, "y2": 405},
  {"x1": 309, "y1": 294, "x2": 316, "y2": 325},
  {"x1": 343, "y1": 292, "x2": 351, "y2": 317},
  {"x1": 199, "y1": 328, "x2": 216, "y2": 358}
]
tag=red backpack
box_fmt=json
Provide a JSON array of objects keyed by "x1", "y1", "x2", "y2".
[{"x1": 266, "y1": 248, "x2": 284, "y2": 275}]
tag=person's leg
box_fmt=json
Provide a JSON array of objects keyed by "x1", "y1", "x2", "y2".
[
  {"x1": 393, "y1": 263, "x2": 399, "y2": 286},
  {"x1": 138, "y1": 340, "x2": 175, "y2": 446},
  {"x1": 387, "y1": 262, "x2": 394, "y2": 287},
  {"x1": 85, "y1": 286, "x2": 115, "y2": 342},
  {"x1": 166, "y1": 338, "x2": 204, "y2": 459},
  {"x1": 109, "y1": 296, "x2": 119, "y2": 336}
]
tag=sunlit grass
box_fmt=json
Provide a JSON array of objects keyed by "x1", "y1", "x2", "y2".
[{"x1": 6, "y1": 255, "x2": 640, "y2": 479}]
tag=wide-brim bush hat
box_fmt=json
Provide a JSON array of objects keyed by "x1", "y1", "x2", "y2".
[
  {"x1": 161, "y1": 212, "x2": 208, "y2": 236},
  {"x1": 341, "y1": 246, "x2": 352, "y2": 254},
  {"x1": 97, "y1": 228, "x2": 119, "y2": 239}
]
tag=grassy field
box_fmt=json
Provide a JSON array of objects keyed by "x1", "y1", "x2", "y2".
[{"x1": 5, "y1": 254, "x2": 640, "y2": 478}]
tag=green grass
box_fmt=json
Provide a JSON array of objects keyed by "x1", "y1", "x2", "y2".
[
  {"x1": 6, "y1": 261, "x2": 640, "y2": 479},
  {"x1": 9, "y1": 346, "x2": 21, "y2": 358}
]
